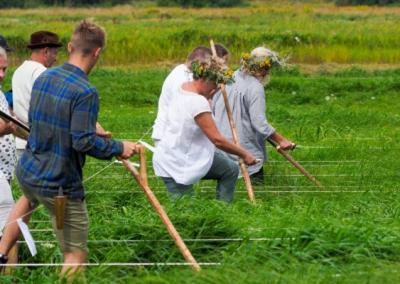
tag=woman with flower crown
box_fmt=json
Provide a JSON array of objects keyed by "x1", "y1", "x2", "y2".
[
  {"x1": 153, "y1": 55, "x2": 257, "y2": 202},
  {"x1": 213, "y1": 47, "x2": 295, "y2": 184},
  {"x1": 152, "y1": 44, "x2": 229, "y2": 146}
]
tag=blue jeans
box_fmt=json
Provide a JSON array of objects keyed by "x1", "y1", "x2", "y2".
[{"x1": 162, "y1": 151, "x2": 239, "y2": 202}]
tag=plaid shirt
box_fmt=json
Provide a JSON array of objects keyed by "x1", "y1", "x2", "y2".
[{"x1": 16, "y1": 63, "x2": 123, "y2": 199}]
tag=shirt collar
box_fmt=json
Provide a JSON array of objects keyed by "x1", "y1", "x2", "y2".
[{"x1": 62, "y1": 62, "x2": 88, "y2": 80}]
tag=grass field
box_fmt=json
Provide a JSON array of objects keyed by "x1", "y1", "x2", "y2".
[
  {"x1": 1, "y1": 66, "x2": 399, "y2": 283},
  {"x1": 1, "y1": 1, "x2": 400, "y2": 283}
]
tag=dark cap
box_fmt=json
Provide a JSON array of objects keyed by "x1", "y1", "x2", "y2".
[
  {"x1": 0, "y1": 35, "x2": 12, "y2": 52},
  {"x1": 27, "y1": 31, "x2": 63, "y2": 49}
]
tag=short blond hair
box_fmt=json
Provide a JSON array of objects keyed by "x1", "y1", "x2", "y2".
[{"x1": 71, "y1": 20, "x2": 105, "y2": 56}]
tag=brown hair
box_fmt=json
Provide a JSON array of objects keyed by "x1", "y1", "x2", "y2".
[
  {"x1": 215, "y1": 43, "x2": 229, "y2": 58},
  {"x1": 186, "y1": 46, "x2": 212, "y2": 66},
  {"x1": 70, "y1": 20, "x2": 105, "y2": 56}
]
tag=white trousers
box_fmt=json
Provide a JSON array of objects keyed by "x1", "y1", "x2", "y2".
[{"x1": 0, "y1": 176, "x2": 14, "y2": 237}]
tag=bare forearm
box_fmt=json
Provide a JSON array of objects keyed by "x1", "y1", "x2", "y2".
[
  {"x1": 214, "y1": 136, "x2": 247, "y2": 159},
  {"x1": 268, "y1": 131, "x2": 295, "y2": 150},
  {"x1": 268, "y1": 131, "x2": 284, "y2": 143}
]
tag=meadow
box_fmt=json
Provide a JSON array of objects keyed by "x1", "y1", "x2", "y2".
[
  {"x1": 1, "y1": 1, "x2": 400, "y2": 283},
  {"x1": 1, "y1": 1, "x2": 400, "y2": 66}
]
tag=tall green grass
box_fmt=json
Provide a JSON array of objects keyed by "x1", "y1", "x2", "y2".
[{"x1": 1, "y1": 66, "x2": 399, "y2": 283}]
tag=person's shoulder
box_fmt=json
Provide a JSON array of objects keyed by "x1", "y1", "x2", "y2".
[
  {"x1": 168, "y1": 64, "x2": 189, "y2": 79},
  {"x1": 18, "y1": 60, "x2": 46, "y2": 73},
  {"x1": 172, "y1": 64, "x2": 188, "y2": 72},
  {"x1": 13, "y1": 60, "x2": 40, "y2": 78},
  {"x1": 188, "y1": 92, "x2": 209, "y2": 107},
  {"x1": 241, "y1": 72, "x2": 264, "y2": 93},
  {"x1": 50, "y1": 63, "x2": 92, "y2": 88}
]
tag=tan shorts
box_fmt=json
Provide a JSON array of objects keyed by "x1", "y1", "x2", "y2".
[{"x1": 21, "y1": 187, "x2": 89, "y2": 253}]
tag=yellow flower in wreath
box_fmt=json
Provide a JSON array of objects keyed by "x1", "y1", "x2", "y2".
[{"x1": 241, "y1": 53, "x2": 251, "y2": 60}]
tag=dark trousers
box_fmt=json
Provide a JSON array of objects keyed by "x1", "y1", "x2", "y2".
[{"x1": 250, "y1": 167, "x2": 264, "y2": 185}]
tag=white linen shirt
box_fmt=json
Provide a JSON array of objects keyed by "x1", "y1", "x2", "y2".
[
  {"x1": 12, "y1": 60, "x2": 46, "y2": 150},
  {"x1": 151, "y1": 64, "x2": 192, "y2": 142},
  {"x1": 153, "y1": 88, "x2": 215, "y2": 185}
]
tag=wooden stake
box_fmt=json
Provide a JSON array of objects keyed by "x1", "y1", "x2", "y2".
[
  {"x1": 267, "y1": 139, "x2": 323, "y2": 188},
  {"x1": 210, "y1": 39, "x2": 256, "y2": 203},
  {"x1": 121, "y1": 157, "x2": 201, "y2": 272},
  {"x1": 139, "y1": 146, "x2": 148, "y2": 187}
]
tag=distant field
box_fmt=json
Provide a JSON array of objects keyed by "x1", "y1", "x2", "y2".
[
  {"x1": 1, "y1": 67, "x2": 399, "y2": 283},
  {"x1": 1, "y1": 3, "x2": 400, "y2": 66}
]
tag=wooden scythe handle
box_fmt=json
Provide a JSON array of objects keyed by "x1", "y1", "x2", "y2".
[
  {"x1": 122, "y1": 147, "x2": 201, "y2": 271},
  {"x1": 210, "y1": 39, "x2": 256, "y2": 203},
  {"x1": 267, "y1": 139, "x2": 323, "y2": 188},
  {"x1": 220, "y1": 85, "x2": 256, "y2": 203}
]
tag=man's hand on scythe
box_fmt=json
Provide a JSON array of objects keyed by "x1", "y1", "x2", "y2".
[
  {"x1": 269, "y1": 132, "x2": 296, "y2": 151},
  {"x1": 118, "y1": 141, "x2": 140, "y2": 160}
]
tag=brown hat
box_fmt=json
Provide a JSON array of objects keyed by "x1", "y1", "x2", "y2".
[{"x1": 27, "y1": 31, "x2": 62, "y2": 49}]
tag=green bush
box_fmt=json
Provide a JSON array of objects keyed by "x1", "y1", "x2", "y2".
[
  {"x1": 157, "y1": 0, "x2": 245, "y2": 8},
  {"x1": 335, "y1": 0, "x2": 398, "y2": 6}
]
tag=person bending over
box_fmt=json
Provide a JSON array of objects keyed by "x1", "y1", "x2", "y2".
[
  {"x1": 152, "y1": 44, "x2": 229, "y2": 145},
  {"x1": 153, "y1": 55, "x2": 257, "y2": 202},
  {"x1": 213, "y1": 47, "x2": 295, "y2": 184}
]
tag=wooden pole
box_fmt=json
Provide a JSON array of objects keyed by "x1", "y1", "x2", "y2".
[
  {"x1": 121, "y1": 149, "x2": 201, "y2": 272},
  {"x1": 220, "y1": 85, "x2": 256, "y2": 202},
  {"x1": 210, "y1": 39, "x2": 256, "y2": 203},
  {"x1": 267, "y1": 139, "x2": 323, "y2": 188},
  {"x1": 139, "y1": 146, "x2": 148, "y2": 187}
]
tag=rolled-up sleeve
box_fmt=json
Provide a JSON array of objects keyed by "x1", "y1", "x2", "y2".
[
  {"x1": 71, "y1": 89, "x2": 123, "y2": 159},
  {"x1": 245, "y1": 83, "x2": 275, "y2": 140}
]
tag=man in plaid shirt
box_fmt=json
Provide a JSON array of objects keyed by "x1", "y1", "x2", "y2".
[{"x1": 0, "y1": 21, "x2": 137, "y2": 278}]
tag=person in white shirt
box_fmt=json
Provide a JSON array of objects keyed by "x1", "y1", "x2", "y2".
[
  {"x1": 151, "y1": 44, "x2": 229, "y2": 144},
  {"x1": 12, "y1": 31, "x2": 62, "y2": 158},
  {"x1": 153, "y1": 54, "x2": 257, "y2": 202},
  {"x1": 213, "y1": 47, "x2": 295, "y2": 184}
]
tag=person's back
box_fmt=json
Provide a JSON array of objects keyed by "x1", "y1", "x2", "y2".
[
  {"x1": 12, "y1": 61, "x2": 46, "y2": 124},
  {"x1": 152, "y1": 45, "x2": 229, "y2": 143},
  {"x1": 213, "y1": 70, "x2": 274, "y2": 175},
  {"x1": 151, "y1": 64, "x2": 190, "y2": 142},
  {"x1": 213, "y1": 47, "x2": 295, "y2": 181},
  {"x1": 12, "y1": 31, "x2": 62, "y2": 155},
  {"x1": 154, "y1": 86, "x2": 214, "y2": 185},
  {"x1": 17, "y1": 62, "x2": 120, "y2": 199}
]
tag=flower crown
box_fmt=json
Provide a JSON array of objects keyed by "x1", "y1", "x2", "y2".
[
  {"x1": 240, "y1": 50, "x2": 287, "y2": 75},
  {"x1": 191, "y1": 56, "x2": 234, "y2": 85}
]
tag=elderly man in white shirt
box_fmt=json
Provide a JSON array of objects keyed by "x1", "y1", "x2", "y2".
[
  {"x1": 213, "y1": 47, "x2": 295, "y2": 184},
  {"x1": 12, "y1": 30, "x2": 62, "y2": 158},
  {"x1": 152, "y1": 44, "x2": 229, "y2": 144}
]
